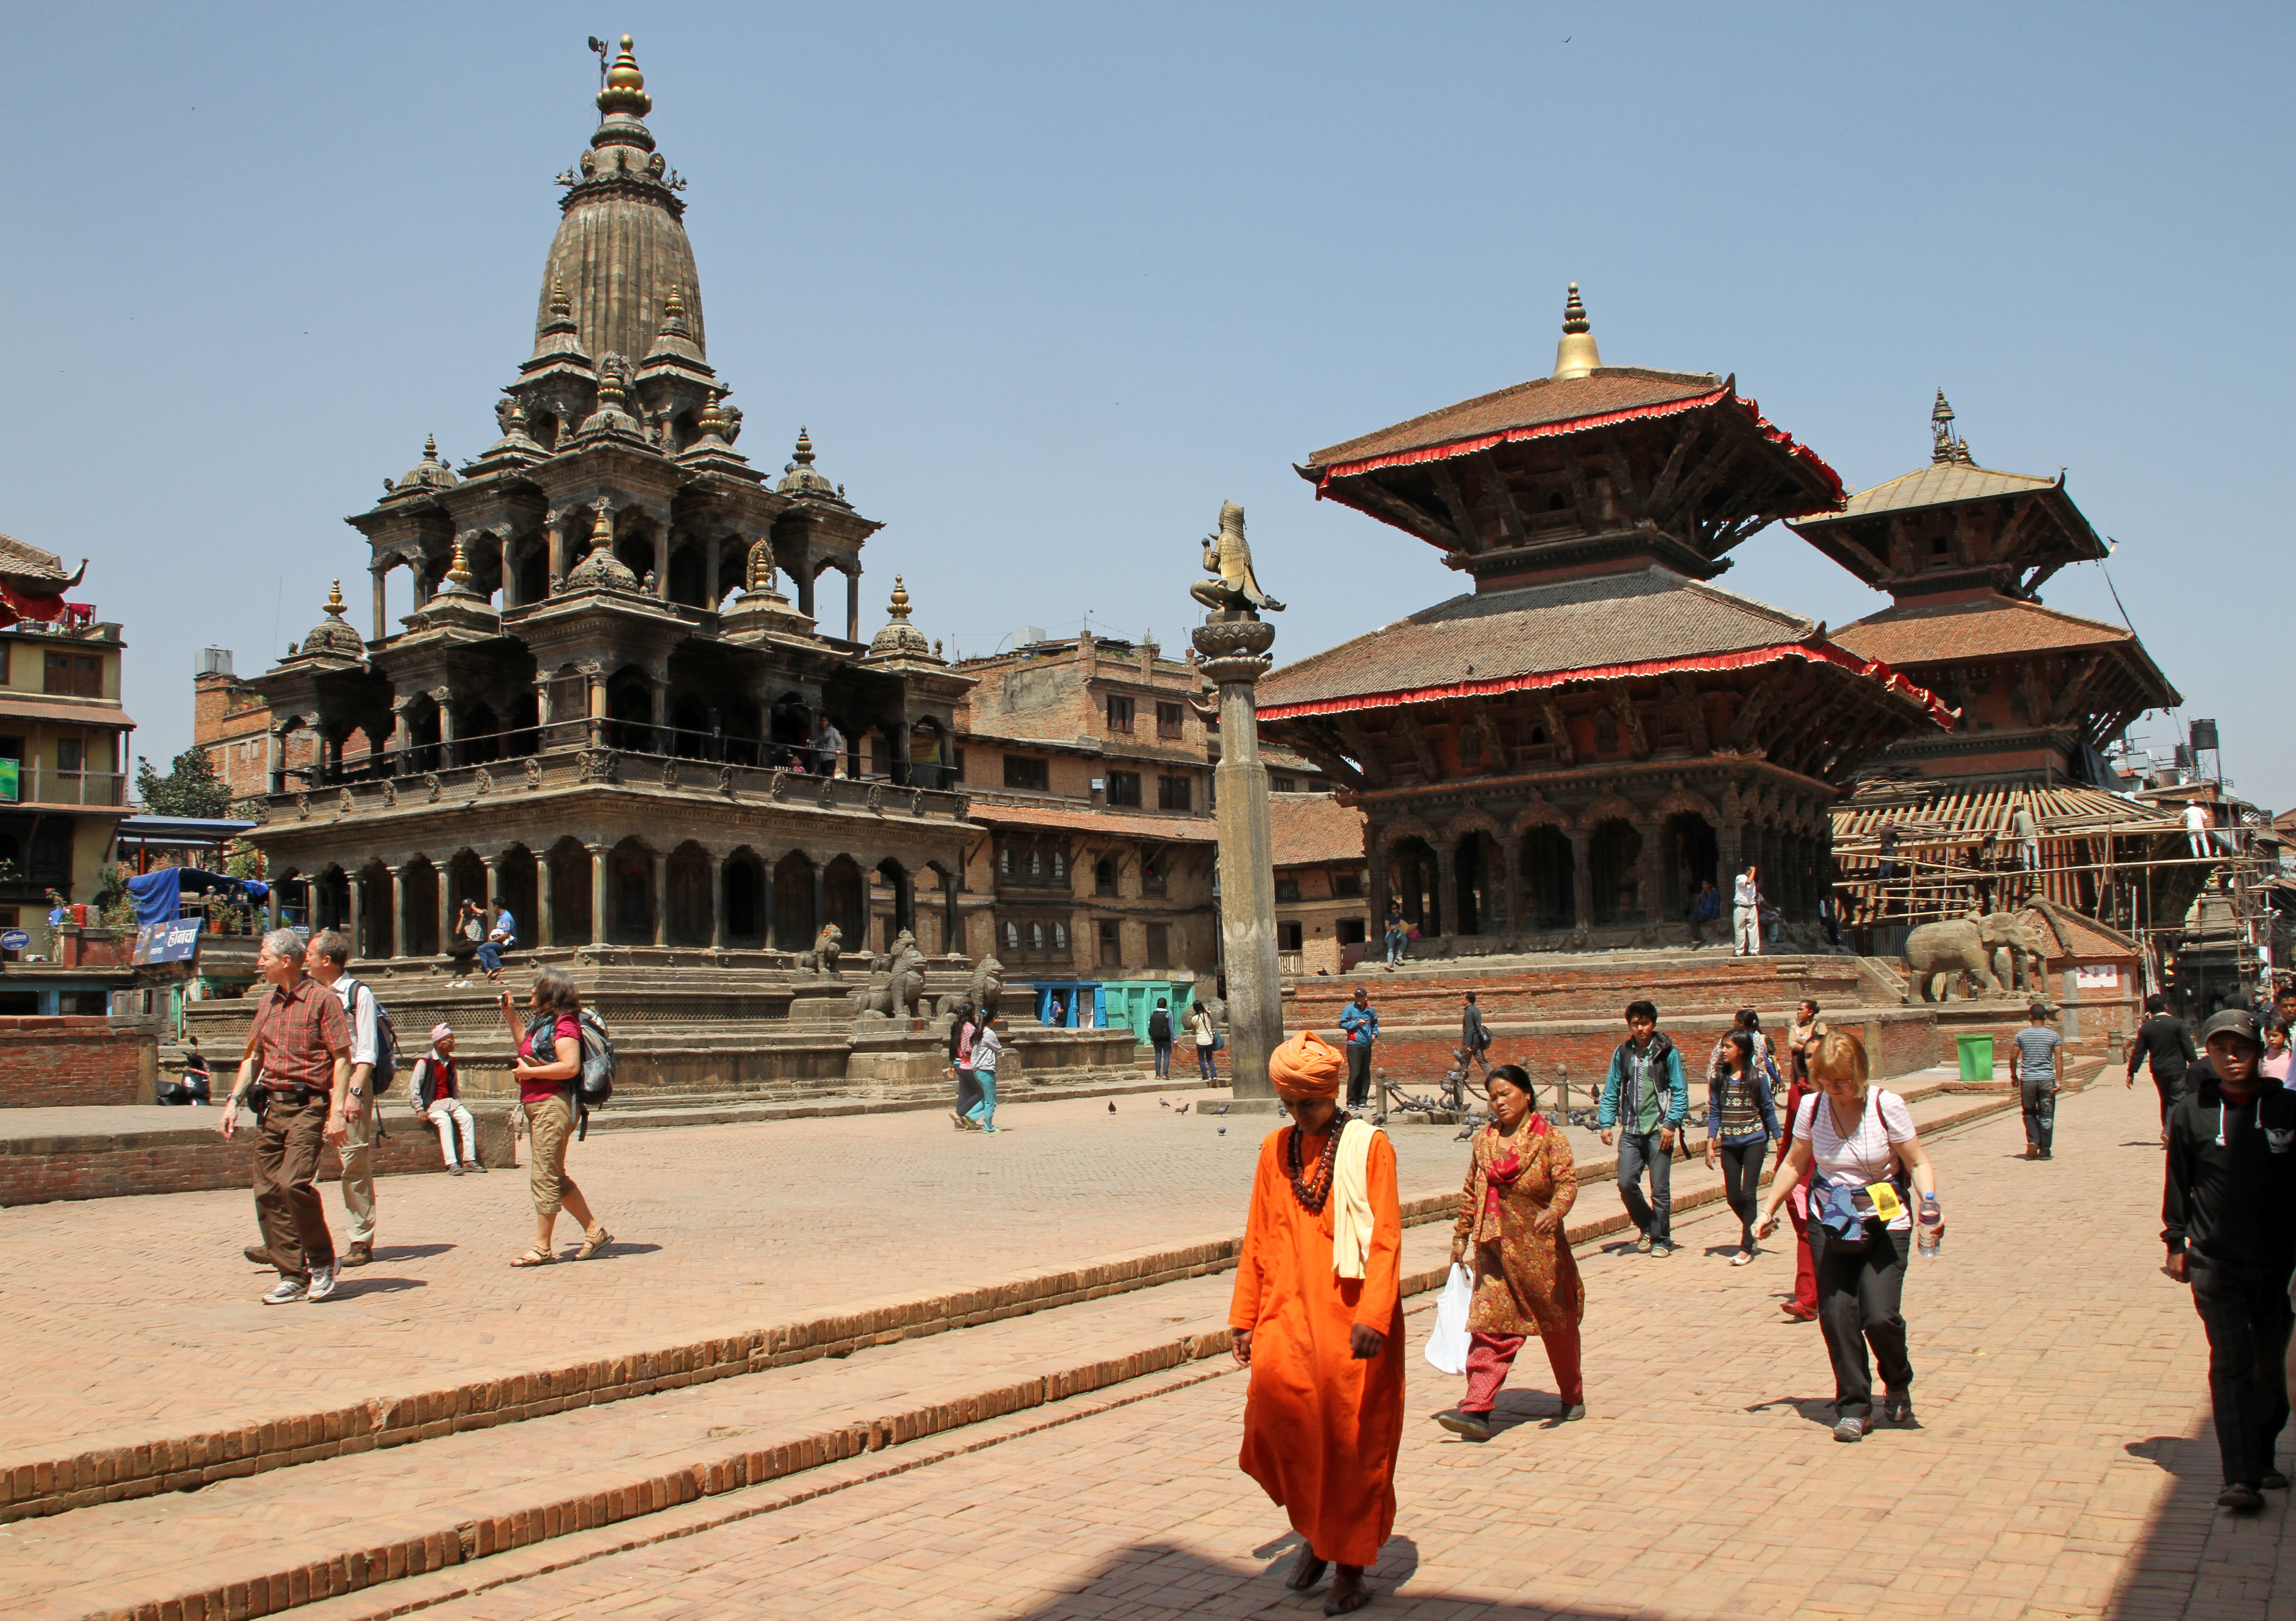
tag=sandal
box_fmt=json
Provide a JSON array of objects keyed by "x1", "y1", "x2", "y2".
[
  {"x1": 575, "y1": 1227, "x2": 613, "y2": 1260},
  {"x1": 511, "y1": 1248, "x2": 555, "y2": 1267}
]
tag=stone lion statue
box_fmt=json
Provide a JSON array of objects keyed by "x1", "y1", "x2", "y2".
[
  {"x1": 798, "y1": 924, "x2": 844, "y2": 978},
  {"x1": 853, "y1": 930, "x2": 927, "y2": 1019},
  {"x1": 967, "y1": 953, "x2": 1004, "y2": 1015}
]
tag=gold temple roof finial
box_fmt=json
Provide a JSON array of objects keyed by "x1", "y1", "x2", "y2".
[
  {"x1": 1552, "y1": 281, "x2": 1602, "y2": 380},
  {"x1": 1931, "y1": 388, "x2": 1973, "y2": 465},
  {"x1": 445, "y1": 537, "x2": 476, "y2": 591},
  {"x1": 590, "y1": 499, "x2": 615, "y2": 548},
  {"x1": 549, "y1": 277, "x2": 571, "y2": 320},
  {"x1": 597, "y1": 34, "x2": 651, "y2": 119},
  {"x1": 888, "y1": 575, "x2": 912, "y2": 621},
  {"x1": 324, "y1": 579, "x2": 347, "y2": 618}
]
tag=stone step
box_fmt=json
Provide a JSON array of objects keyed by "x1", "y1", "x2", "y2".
[{"x1": 0, "y1": 1073, "x2": 2054, "y2": 1621}]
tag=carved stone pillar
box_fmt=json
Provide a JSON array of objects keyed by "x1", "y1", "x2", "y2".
[
  {"x1": 433, "y1": 688, "x2": 457, "y2": 771},
  {"x1": 370, "y1": 566, "x2": 389, "y2": 643},
  {"x1": 485, "y1": 853, "x2": 504, "y2": 912},
  {"x1": 348, "y1": 870, "x2": 366, "y2": 959},
  {"x1": 266, "y1": 727, "x2": 284, "y2": 795},
  {"x1": 586, "y1": 842, "x2": 609, "y2": 946},
  {"x1": 538, "y1": 855, "x2": 557, "y2": 947},
  {"x1": 846, "y1": 569, "x2": 861, "y2": 644},
  {"x1": 586, "y1": 666, "x2": 606, "y2": 751},
  {"x1": 943, "y1": 869, "x2": 960, "y2": 958},
  {"x1": 798, "y1": 561, "x2": 817, "y2": 620},
  {"x1": 704, "y1": 536, "x2": 724, "y2": 609},
  {"x1": 708, "y1": 853, "x2": 725, "y2": 950},
  {"x1": 648, "y1": 676, "x2": 667, "y2": 756},
  {"x1": 546, "y1": 514, "x2": 567, "y2": 585},
  {"x1": 388, "y1": 865, "x2": 413, "y2": 962},
  {"x1": 1500, "y1": 836, "x2": 1522, "y2": 935},
  {"x1": 1568, "y1": 831, "x2": 1594, "y2": 932},
  {"x1": 1716, "y1": 818, "x2": 1745, "y2": 884},
  {"x1": 436, "y1": 877, "x2": 454, "y2": 963},
  {"x1": 812, "y1": 864, "x2": 828, "y2": 941},
  {"x1": 651, "y1": 849, "x2": 668, "y2": 947},
  {"x1": 759, "y1": 859, "x2": 777, "y2": 952},
  {"x1": 1635, "y1": 819, "x2": 1665, "y2": 927},
  {"x1": 1435, "y1": 842, "x2": 1459, "y2": 937},
  {"x1": 1193, "y1": 609, "x2": 1281, "y2": 1106}
]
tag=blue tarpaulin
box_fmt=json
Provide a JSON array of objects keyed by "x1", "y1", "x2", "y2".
[{"x1": 125, "y1": 869, "x2": 268, "y2": 925}]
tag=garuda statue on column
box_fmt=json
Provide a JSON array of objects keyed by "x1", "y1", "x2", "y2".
[{"x1": 1191, "y1": 501, "x2": 1284, "y2": 616}]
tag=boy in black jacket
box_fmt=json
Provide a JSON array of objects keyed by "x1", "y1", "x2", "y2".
[{"x1": 2164, "y1": 1007, "x2": 2296, "y2": 1513}]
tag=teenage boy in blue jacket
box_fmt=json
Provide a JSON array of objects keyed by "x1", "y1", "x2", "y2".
[{"x1": 1596, "y1": 999, "x2": 1690, "y2": 1253}]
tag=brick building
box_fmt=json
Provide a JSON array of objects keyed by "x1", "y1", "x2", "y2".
[
  {"x1": 1268, "y1": 793, "x2": 1370, "y2": 977},
  {"x1": 194, "y1": 649, "x2": 308, "y2": 803}
]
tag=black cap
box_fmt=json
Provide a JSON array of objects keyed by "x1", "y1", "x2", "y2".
[{"x1": 2199, "y1": 1008, "x2": 2263, "y2": 1047}]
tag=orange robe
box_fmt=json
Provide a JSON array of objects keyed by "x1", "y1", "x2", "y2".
[{"x1": 1228, "y1": 1124, "x2": 1405, "y2": 1567}]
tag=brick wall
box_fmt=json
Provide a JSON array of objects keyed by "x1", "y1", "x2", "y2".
[
  {"x1": 0, "y1": 1107, "x2": 518, "y2": 1206},
  {"x1": 0, "y1": 1016, "x2": 156, "y2": 1106}
]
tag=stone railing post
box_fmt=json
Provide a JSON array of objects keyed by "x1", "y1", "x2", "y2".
[{"x1": 1194, "y1": 610, "x2": 1280, "y2": 1106}]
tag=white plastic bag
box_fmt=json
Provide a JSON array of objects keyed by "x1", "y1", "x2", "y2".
[{"x1": 1423, "y1": 1262, "x2": 1473, "y2": 1376}]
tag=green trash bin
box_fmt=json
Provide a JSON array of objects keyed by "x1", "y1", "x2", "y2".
[{"x1": 1956, "y1": 1032, "x2": 1994, "y2": 1084}]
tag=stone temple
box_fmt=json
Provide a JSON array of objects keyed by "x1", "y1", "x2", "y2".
[{"x1": 212, "y1": 38, "x2": 1130, "y2": 1095}]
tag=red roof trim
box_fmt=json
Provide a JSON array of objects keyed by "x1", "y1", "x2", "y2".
[
  {"x1": 1313, "y1": 387, "x2": 1848, "y2": 515},
  {"x1": 1257, "y1": 641, "x2": 1953, "y2": 730}
]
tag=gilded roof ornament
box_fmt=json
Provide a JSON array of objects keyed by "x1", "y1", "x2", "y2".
[
  {"x1": 442, "y1": 538, "x2": 478, "y2": 594},
  {"x1": 1551, "y1": 282, "x2": 1602, "y2": 380},
  {"x1": 596, "y1": 35, "x2": 651, "y2": 118},
  {"x1": 565, "y1": 500, "x2": 640, "y2": 592},
  {"x1": 299, "y1": 579, "x2": 366, "y2": 659},
  {"x1": 393, "y1": 433, "x2": 460, "y2": 493},
  {"x1": 1931, "y1": 388, "x2": 1974, "y2": 466},
  {"x1": 868, "y1": 574, "x2": 935, "y2": 660},
  {"x1": 777, "y1": 427, "x2": 846, "y2": 500}
]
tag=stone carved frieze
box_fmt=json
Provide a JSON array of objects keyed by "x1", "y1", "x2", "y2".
[
  {"x1": 718, "y1": 764, "x2": 736, "y2": 797},
  {"x1": 382, "y1": 780, "x2": 397, "y2": 807},
  {"x1": 867, "y1": 783, "x2": 884, "y2": 816},
  {"x1": 817, "y1": 774, "x2": 836, "y2": 808},
  {"x1": 424, "y1": 773, "x2": 443, "y2": 803},
  {"x1": 661, "y1": 758, "x2": 679, "y2": 789},
  {"x1": 909, "y1": 788, "x2": 925, "y2": 817},
  {"x1": 769, "y1": 768, "x2": 787, "y2": 801},
  {"x1": 578, "y1": 750, "x2": 619, "y2": 784},
  {"x1": 337, "y1": 788, "x2": 354, "y2": 818},
  {"x1": 295, "y1": 794, "x2": 310, "y2": 820},
  {"x1": 524, "y1": 758, "x2": 543, "y2": 790},
  {"x1": 474, "y1": 766, "x2": 493, "y2": 796}
]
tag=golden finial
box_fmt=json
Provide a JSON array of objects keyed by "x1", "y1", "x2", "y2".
[
  {"x1": 590, "y1": 500, "x2": 615, "y2": 548},
  {"x1": 446, "y1": 538, "x2": 476, "y2": 590},
  {"x1": 422, "y1": 434, "x2": 440, "y2": 462},
  {"x1": 888, "y1": 575, "x2": 912, "y2": 621},
  {"x1": 663, "y1": 286, "x2": 685, "y2": 321},
  {"x1": 324, "y1": 580, "x2": 347, "y2": 618},
  {"x1": 549, "y1": 277, "x2": 571, "y2": 320},
  {"x1": 1552, "y1": 282, "x2": 1602, "y2": 380},
  {"x1": 597, "y1": 34, "x2": 651, "y2": 118}
]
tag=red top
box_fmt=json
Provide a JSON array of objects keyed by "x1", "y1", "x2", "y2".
[
  {"x1": 519, "y1": 1014, "x2": 581, "y2": 1105},
  {"x1": 248, "y1": 978, "x2": 352, "y2": 1089}
]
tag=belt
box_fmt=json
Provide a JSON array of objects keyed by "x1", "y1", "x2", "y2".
[{"x1": 264, "y1": 1085, "x2": 327, "y2": 1107}]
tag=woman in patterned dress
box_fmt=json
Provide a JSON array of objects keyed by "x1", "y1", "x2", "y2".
[{"x1": 1436, "y1": 1064, "x2": 1585, "y2": 1440}]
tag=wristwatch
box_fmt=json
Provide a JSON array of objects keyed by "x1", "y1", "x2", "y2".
[{"x1": 350, "y1": 1086, "x2": 365, "y2": 1098}]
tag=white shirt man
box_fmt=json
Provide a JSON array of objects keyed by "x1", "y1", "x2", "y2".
[
  {"x1": 2184, "y1": 801, "x2": 2210, "y2": 860},
  {"x1": 1732, "y1": 868, "x2": 1761, "y2": 957},
  {"x1": 309, "y1": 930, "x2": 383, "y2": 1266}
]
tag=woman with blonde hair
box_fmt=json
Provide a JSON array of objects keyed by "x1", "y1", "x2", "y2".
[
  {"x1": 1755, "y1": 1028, "x2": 1940, "y2": 1442},
  {"x1": 500, "y1": 968, "x2": 613, "y2": 1266}
]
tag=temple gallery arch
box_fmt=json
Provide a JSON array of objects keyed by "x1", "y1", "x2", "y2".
[
  {"x1": 1521, "y1": 826, "x2": 1573, "y2": 930},
  {"x1": 724, "y1": 847, "x2": 767, "y2": 947},
  {"x1": 608, "y1": 836, "x2": 653, "y2": 945},
  {"x1": 1387, "y1": 836, "x2": 1439, "y2": 938},
  {"x1": 1589, "y1": 819, "x2": 1643, "y2": 926},
  {"x1": 546, "y1": 837, "x2": 591, "y2": 946},
  {"x1": 875, "y1": 857, "x2": 913, "y2": 951},
  {"x1": 400, "y1": 856, "x2": 442, "y2": 957},
  {"x1": 772, "y1": 850, "x2": 816, "y2": 949},
  {"x1": 1453, "y1": 831, "x2": 1497, "y2": 936},
  {"x1": 823, "y1": 855, "x2": 866, "y2": 945},
  {"x1": 359, "y1": 859, "x2": 394, "y2": 958},
  {"x1": 665, "y1": 841, "x2": 712, "y2": 947},
  {"x1": 1663, "y1": 812, "x2": 1719, "y2": 918},
  {"x1": 498, "y1": 844, "x2": 539, "y2": 943}
]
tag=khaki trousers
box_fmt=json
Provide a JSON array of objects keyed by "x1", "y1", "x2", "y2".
[
  {"x1": 254, "y1": 1096, "x2": 337, "y2": 1281},
  {"x1": 527, "y1": 1091, "x2": 580, "y2": 1218},
  {"x1": 339, "y1": 1100, "x2": 379, "y2": 1246}
]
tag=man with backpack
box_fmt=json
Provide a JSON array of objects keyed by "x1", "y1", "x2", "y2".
[
  {"x1": 1595, "y1": 999, "x2": 1689, "y2": 1254},
  {"x1": 308, "y1": 928, "x2": 395, "y2": 1267},
  {"x1": 1458, "y1": 992, "x2": 1493, "y2": 1081},
  {"x1": 1148, "y1": 997, "x2": 1174, "y2": 1079}
]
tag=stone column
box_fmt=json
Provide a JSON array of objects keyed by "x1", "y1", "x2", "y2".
[
  {"x1": 435, "y1": 878, "x2": 454, "y2": 962},
  {"x1": 586, "y1": 667, "x2": 606, "y2": 751},
  {"x1": 538, "y1": 855, "x2": 557, "y2": 947},
  {"x1": 1193, "y1": 610, "x2": 1281, "y2": 1106},
  {"x1": 547, "y1": 515, "x2": 567, "y2": 585},
  {"x1": 1568, "y1": 831, "x2": 1594, "y2": 932},
  {"x1": 1636, "y1": 819, "x2": 1665, "y2": 928},
  {"x1": 798, "y1": 560, "x2": 817, "y2": 620},
  {"x1": 370, "y1": 566, "x2": 389, "y2": 642},
  {"x1": 648, "y1": 677, "x2": 667, "y2": 756},
  {"x1": 846, "y1": 569, "x2": 861, "y2": 644},
  {"x1": 1500, "y1": 837, "x2": 1522, "y2": 934},
  {"x1": 652, "y1": 530, "x2": 670, "y2": 599},
  {"x1": 586, "y1": 843, "x2": 609, "y2": 945},
  {"x1": 1435, "y1": 842, "x2": 1459, "y2": 938},
  {"x1": 1716, "y1": 819, "x2": 1745, "y2": 885},
  {"x1": 708, "y1": 853, "x2": 725, "y2": 949},
  {"x1": 348, "y1": 871, "x2": 366, "y2": 958},
  {"x1": 434, "y1": 689, "x2": 457, "y2": 771},
  {"x1": 388, "y1": 865, "x2": 412, "y2": 961},
  {"x1": 944, "y1": 870, "x2": 960, "y2": 958},
  {"x1": 266, "y1": 727, "x2": 285, "y2": 795},
  {"x1": 651, "y1": 849, "x2": 668, "y2": 946},
  {"x1": 812, "y1": 864, "x2": 828, "y2": 941},
  {"x1": 759, "y1": 860, "x2": 777, "y2": 952},
  {"x1": 705, "y1": 536, "x2": 724, "y2": 609}
]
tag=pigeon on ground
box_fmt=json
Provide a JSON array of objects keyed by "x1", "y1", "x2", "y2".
[
  {"x1": 1175, "y1": 1102, "x2": 1191, "y2": 1115},
  {"x1": 1108, "y1": 1100, "x2": 1117, "y2": 1113},
  {"x1": 1217, "y1": 1125, "x2": 1227, "y2": 1136},
  {"x1": 1212, "y1": 1104, "x2": 1231, "y2": 1116},
  {"x1": 1159, "y1": 1098, "x2": 1171, "y2": 1108}
]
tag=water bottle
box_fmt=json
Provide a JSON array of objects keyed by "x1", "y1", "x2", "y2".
[{"x1": 1917, "y1": 1194, "x2": 1943, "y2": 1258}]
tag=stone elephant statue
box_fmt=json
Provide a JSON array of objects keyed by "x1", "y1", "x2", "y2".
[
  {"x1": 1980, "y1": 911, "x2": 2049, "y2": 998},
  {"x1": 1904, "y1": 918, "x2": 2002, "y2": 1003}
]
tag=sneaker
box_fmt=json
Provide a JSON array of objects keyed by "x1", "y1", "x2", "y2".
[
  {"x1": 262, "y1": 1278, "x2": 308, "y2": 1306},
  {"x1": 1633, "y1": 1233, "x2": 1654, "y2": 1255},
  {"x1": 1833, "y1": 1415, "x2": 1867, "y2": 1443},
  {"x1": 2218, "y1": 1483, "x2": 2266, "y2": 1513},
  {"x1": 466, "y1": 1160, "x2": 488, "y2": 1173},
  {"x1": 981, "y1": 1125, "x2": 1001, "y2": 1134},
  {"x1": 1883, "y1": 1390, "x2": 1915, "y2": 1426},
  {"x1": 449, "y1": 1163, "x2": 465, "y2": 1176},
  {"x1": 307, "y1": 1261, "x2": 340, "y2": 1301},
  {"x1": 1654, "y1": 1240, "x2": 1679, "y2": 1256},
  {"x1": 1436, "y1": 1410, "x2": 1494, "y2": 1441}
]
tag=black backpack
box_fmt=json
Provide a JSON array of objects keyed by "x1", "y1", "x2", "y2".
[{"x1": 1148, "y1": 1009, "x2": 1171, "y2": 1043}]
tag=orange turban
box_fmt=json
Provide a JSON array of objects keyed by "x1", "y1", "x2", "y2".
[{"x1": 1269, "y1": 1029, "x2": 1346, "y2": 1102}]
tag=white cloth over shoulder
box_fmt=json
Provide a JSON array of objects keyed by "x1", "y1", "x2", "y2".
[{"x1": 1331, "y1": 1118, "x2": 1383, "y2": 1280}]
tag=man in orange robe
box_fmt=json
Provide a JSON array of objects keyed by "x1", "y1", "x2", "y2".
[{"x1": 1230, "y1": 1030, "x2": 1405, "y2": 1615}]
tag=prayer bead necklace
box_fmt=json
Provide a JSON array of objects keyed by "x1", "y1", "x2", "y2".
[{"x1": 1284, "y1": 1112, "x2": 1349, "y2": 1214}]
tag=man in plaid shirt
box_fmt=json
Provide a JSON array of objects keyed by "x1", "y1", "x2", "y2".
[{"x1": 221, "y1": 929, "x2": 353, "y2": 1304}]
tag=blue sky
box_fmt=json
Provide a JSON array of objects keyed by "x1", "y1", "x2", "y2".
[{"x1": 4, "y1": 4, "x2": 2288, "y2": 802}]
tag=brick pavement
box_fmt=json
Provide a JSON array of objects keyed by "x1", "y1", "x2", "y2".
[{"x1": 267, "y1": 1072, "x2": 2264, "y2": 1621}]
